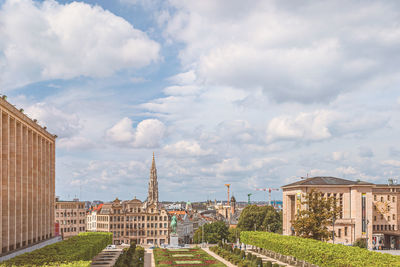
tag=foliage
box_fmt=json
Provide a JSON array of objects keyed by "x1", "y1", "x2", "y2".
[
  {"x1": 193, "y1": 221, "x2": 229, "y2": 244},
  {"x1": 1, "y1": 232, "x2": 112, "y2": 267},
  {"x1": 228, "y1": 227, "x2": 241, "y2": 243},
  {"x1": 241, "y1": 231, "x2": 400, "y2": 267},
  {"x1": 291, "y1": 189, "x2": 340, "y2": 241},
  {"x1": 153, "y1": 247, "x2": 225, "y2": 266},
  {"x1": 114, "y1": 243, "x2": 145, "y2": 267},
  {"x1": 237, "y1": 205, "x2": 282, "y2": 233},
  {"x1": 210, "y1": 245, "x2": 256, "y2": 267},
  {"x1": 353, "y1": 238, "x2": 367, "y2": 249}
]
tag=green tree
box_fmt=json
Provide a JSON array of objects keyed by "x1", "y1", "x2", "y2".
[
  {"x1": 237, "y1": 205, "x2": 282, "y2": 233},
  {"x1": 291, "y1": 189, "x2": 340, "y2": 241},
  {"x1": 193, "y1": 221, "x2": 229, "y2": 243},
  {"x1": 228, "y1": 227, "x2": 241, "y2": 243}
]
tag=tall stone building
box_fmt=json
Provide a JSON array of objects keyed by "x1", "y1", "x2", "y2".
[
  {"x1": 95, "y1": 154, "x2": 170, "y2": 245},
  {"x1": 55, "y1": 199, "x2": 86, "y2": 239},
  {"x1": 0, "y1": 96, "x2": 56, "y2": 256}
]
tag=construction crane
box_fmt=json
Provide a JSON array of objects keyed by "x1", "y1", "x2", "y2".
[
  {"x1": 224, "y1": 184, "x2": 231, "y2": 205},
  {"x1": 247, "y1": 193, "x2": 252, "y2": 205},
  {"x1": 256, "y1": 188, "x2": 280, "y2": 206}
]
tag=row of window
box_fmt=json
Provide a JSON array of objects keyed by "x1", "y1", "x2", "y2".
[
  {"x1": 334, "y1": 226, "x2": 348, "y2": 238},
  {"x1": 56, "y1": 219, "x2": 86, "y2": 225},
  {"x1": 374, "y1": 214, "x2": 395, "y2": 221},
  {"x1": 373, "y1": 225, "x2": 397, "y2": 231},
  {"x1": 112, "y1": 230, "x2": 168, "y2": 238},
  {"x1": 56, "y1": 204, "x2": 85, "y2": 209},
  {"x1": 56, "y1": 212, "x2": 85, "y2": 217},
  {"x1": 374, "y1": 195, "x2": 396, "y2": 202},
  {"x1": 60, "y1": 226, "x2": 85, "y2": 233},
  {"x1": 109, "y1": 215, "x2": 168, "y2": 222}
]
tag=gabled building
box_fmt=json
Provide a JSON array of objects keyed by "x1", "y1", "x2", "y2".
[{"x1": 94, "y1": 154, "x2": 170, "y2": 245}]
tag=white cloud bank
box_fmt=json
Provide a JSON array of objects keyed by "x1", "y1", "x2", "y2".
[
  {"x1": 106, "y1": 118, "x2": 166, "y2": 148},
  {"x1": 0, "y1": 0, "x2": 160, "y2": 89}
]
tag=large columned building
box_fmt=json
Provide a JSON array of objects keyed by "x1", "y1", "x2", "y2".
[
  {"x1": 0, "y1": 97, "x2": 56, "y2": 256},
  {"x1": 282, "y1": 176, "x2": 400, "y2": 249}
]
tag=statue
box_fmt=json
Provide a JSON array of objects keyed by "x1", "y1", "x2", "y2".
[{"x1": 170, "y1": 215, "x2": 177, "y2": 234}]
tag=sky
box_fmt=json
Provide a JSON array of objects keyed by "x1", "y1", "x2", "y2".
[{"x1": 1, "y1": 0, "x2": 400, "y2": 202}]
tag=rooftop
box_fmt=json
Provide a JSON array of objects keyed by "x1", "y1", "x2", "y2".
[{"x1": 282, "y1": 176, "x2": 373, "y2": 188}]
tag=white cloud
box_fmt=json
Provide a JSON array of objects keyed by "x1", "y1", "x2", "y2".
[
  {"x1": 266, "y1": 110, "x2": 334, "y2": 142},
  {"x1": 133, "y1": 119, "x2": 166, "y2": 148},
  {"x1": 163, "y1": 1, "x2": 400, "y2": 103},
  {"x1": 57, "y1": 136, "x2": 95, "y2": 150},
  {"x1": 0, "y1": 0, "x2": 160, "y2": 89},
  {"x1": 24, "y1": 102, "x2": 82, "y2": 138},
  {"x1": 164, "y1": 140, "x2": 212, "y2": 156},
  {"x1": 106, "y1": 118, "x2": 166, "y2": 148},
  {"x1": 106, "y1": 117, "x2": 135, "y2": 144},
  {"x1": 382, "y1": 160, "x2": 400, "y2": 167}
]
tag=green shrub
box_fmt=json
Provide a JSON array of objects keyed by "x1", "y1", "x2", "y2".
[
  {"x1": 256, "y1": 257, "x2": 263, "y2": 267},
  {"x1": 246, "y1": 252, "x2": 252, "y2": 260},
  {"x1": 241, "y1": 231, "x2": 400, "y2": 267},
  {"x1": 353, "y1": 238, "x2": 367, "y2": 249},
  {"x1": 265, "y1": 261, "x2": 272, "y2": 267},
  {"x1": 272, "y1": 264, "x2": 279, "y2": 267},
  {"x1": 240, "y1": 250, "x2": 246, "y2": 259},
  {"x1": 2, "y1": 232, "x2": 112, "y2": 266}
]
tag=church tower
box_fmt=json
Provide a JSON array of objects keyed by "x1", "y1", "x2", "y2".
[{"x1": 147, "y1": 152, "x2": 159, "y2": 206}]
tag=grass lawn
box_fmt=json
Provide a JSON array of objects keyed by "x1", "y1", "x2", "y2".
[{"x1": 154, "y1": 248, "x2": 225, "y2": 267}]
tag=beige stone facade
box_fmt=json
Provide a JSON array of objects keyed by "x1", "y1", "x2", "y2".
[
  {"x1": 95, "y1": 154, "x2": 170, "y2": 245},
  {"x1": 55, "y1": 199, "x2": 86, "y2": 239},
  {"x1": 0, "y1": 97, "x2": 56, "y2": 256},
  {"x1": 282, "y1": 177, "x2": 400, "y2": 249}
]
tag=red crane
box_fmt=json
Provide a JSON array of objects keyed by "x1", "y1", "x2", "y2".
[{"x1": 256, "y1": 188, "x2": 280, "y2": 205}]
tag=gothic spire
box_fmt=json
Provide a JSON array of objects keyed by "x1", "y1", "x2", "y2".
[{"x1": 148, "y1": 152, "x2": 159, "y2": 206}]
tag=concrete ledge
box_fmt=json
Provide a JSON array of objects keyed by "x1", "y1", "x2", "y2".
[{"x1": 0, "y1": 236, "x2": 62, "y2": 263}]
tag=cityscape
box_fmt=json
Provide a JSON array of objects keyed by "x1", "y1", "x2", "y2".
[{"x1": 1, "y1": 0, "x2": 400, "y2": 267}]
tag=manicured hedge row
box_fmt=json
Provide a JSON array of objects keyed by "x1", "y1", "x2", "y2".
[
  {"x1": 114, "y1": 243, "x2": 144, "y2": 267},
  {"x1": 2, "y1": 232, "x2": 112, "y2": 266},
  {"x1": 241, "y1": 231, "x2": 400, "y2": 267}
]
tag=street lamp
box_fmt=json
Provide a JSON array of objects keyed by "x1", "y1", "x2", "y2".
[{"x1": 332, "y1": 215, "x2": 336, "y2": 244}]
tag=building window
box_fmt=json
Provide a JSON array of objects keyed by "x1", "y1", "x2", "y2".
[
  {"x1": 388, "y1": 216, "x2": 391, "y2": 221},
  {"x1": 338, "y1": 229, "x2": 341, "y2": 237},
  {"x1": 374, "y1": 205, "x2": 377, "y2": 211},
  {"x1": 381, "y1": 214, "x2": 384, "y2": 220},
  {"x1": 373, "y1": 225, "x2": 376, "y2": 231},
  {"x1": 374, "y1": 216, "x2": 376, "y2": 221},
  {"x1": 385, "y1": 225, "x2": 387, "y2": 231},
  {"x1": 381, "y1": 197, "x2": 384, "y2": 202},
  {"x1": 344, "y1": 227, "x2": 348, "y2": 236},
  {"x1": 374, "y1": 195, "x2": 377, "y2": 201},
  {"x1": 393, "y1": 214, "x2": 396, "y2": 220},
  {"x1": 393, "y1": 196, "x2": 396, "y2": 202},
  {"x1": 388, "y1": 195, "x2": 390, "y2": 201}
]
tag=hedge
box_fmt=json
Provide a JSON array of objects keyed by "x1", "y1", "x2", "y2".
[
  {"x1": 241, "y1": 231, "x2": 400, "y2": 267},
  {"x1": 114, "y1": 243, "x2": 144, "y2": 267},
  {"x1": 1, "y1": 232, "x2": 112, "y2": 266}
]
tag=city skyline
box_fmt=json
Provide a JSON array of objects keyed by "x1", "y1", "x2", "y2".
[{"x1": 1, "y1": 0, "x2": 400, "y2": 201}]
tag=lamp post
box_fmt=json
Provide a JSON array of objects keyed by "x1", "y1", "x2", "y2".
[
  {"x1": 366, "y1": 219, "x2": 369, "y2": 250},
  {"x1": 332, "y1": 216, "x2": 336, "y2": 244}
]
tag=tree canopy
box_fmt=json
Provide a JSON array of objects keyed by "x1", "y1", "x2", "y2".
[
  {"x1": 291, "y1": 189, "x2": 340, "y2": 241},
  {"x1": 193, "y1": 221, "x2": 229, "y2": 244},
  {"x1": 237, "y1": 205, "x2": 282, "y2": 233}
]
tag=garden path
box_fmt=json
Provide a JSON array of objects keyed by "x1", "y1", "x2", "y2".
[{"x1": 202, "y1": 247, "x2": 237, "y2": 267}]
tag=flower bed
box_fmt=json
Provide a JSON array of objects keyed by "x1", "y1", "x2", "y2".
[
  {"x1": 154, "y1": 248, "x2": 225, "y2": 267},
  {"x1": 241, "y1": 231, "x2": 400, "y2": 267}
]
